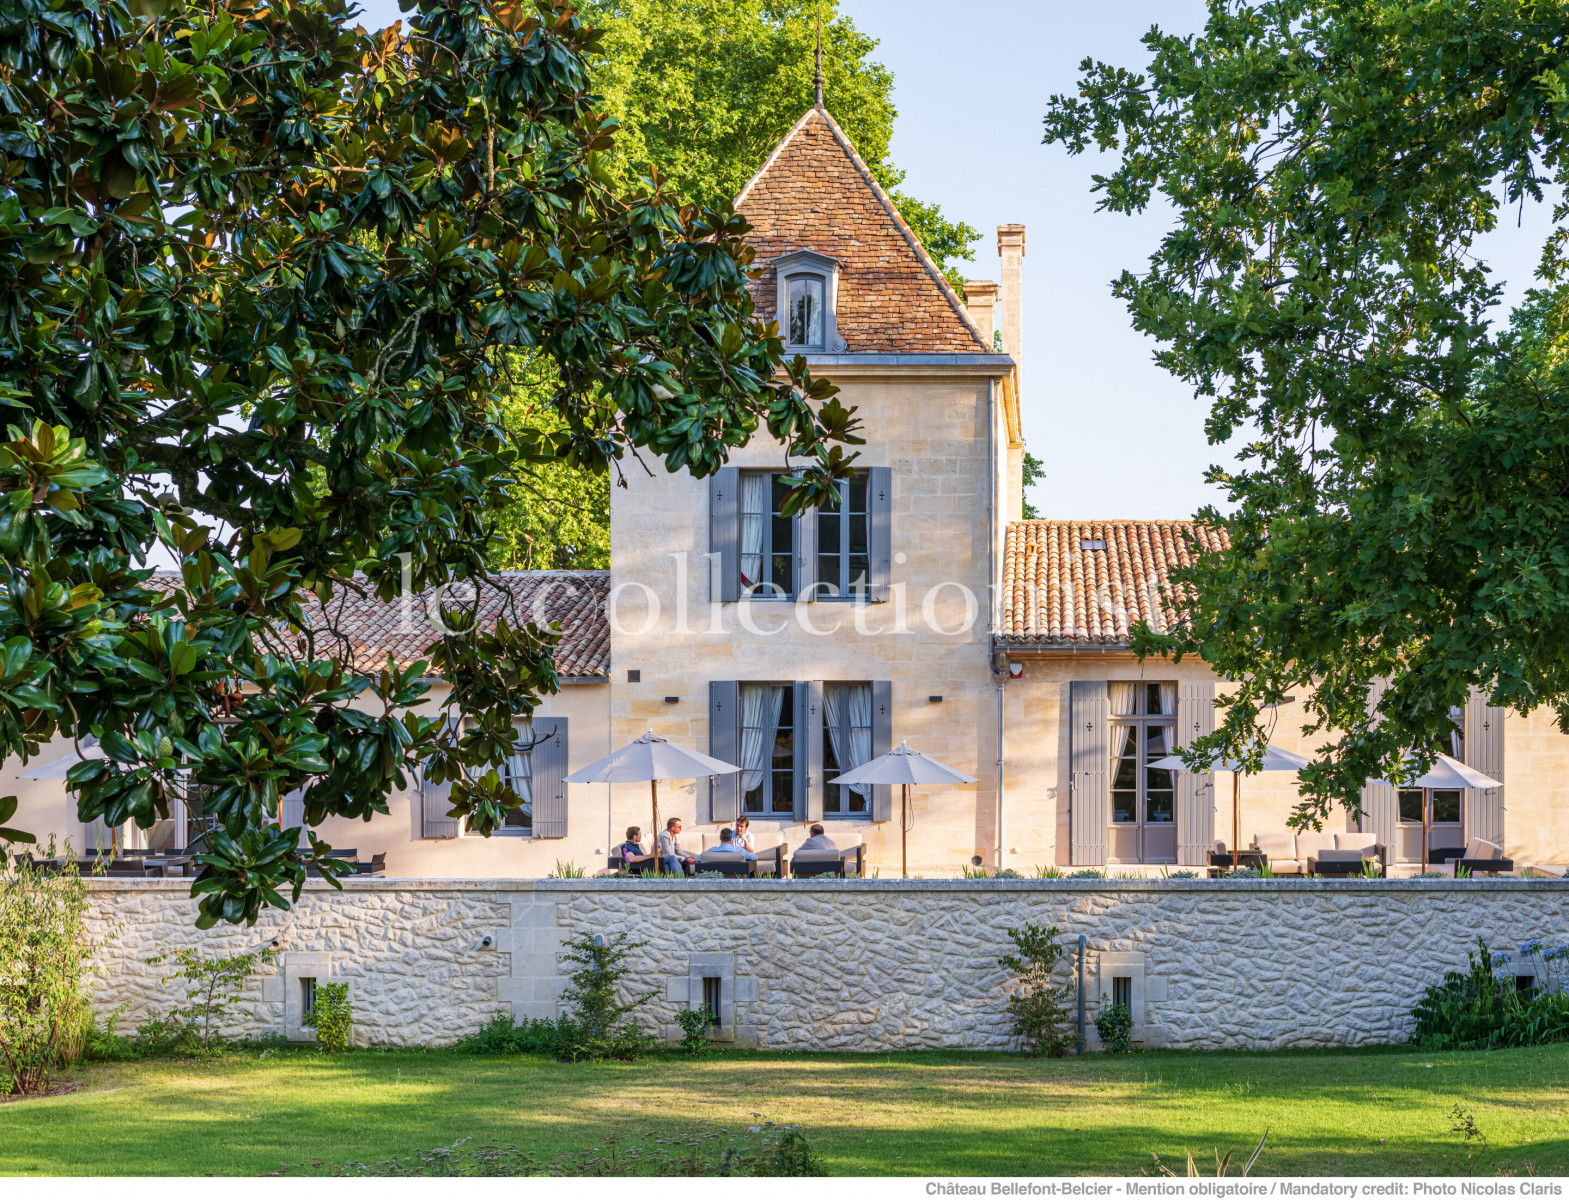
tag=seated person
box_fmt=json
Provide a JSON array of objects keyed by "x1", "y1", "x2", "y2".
[
  {"x1": 796, "y1": 823, "x2": 837, "y2": 852},
  {"x1": 705, "y1": 827, "x2": 757, "y2": 861},
  {"x1": 656, "y1": 817, "x2": 698, "y2": 877},
  {"x1": 732, "y1": 814, "x2": 757, "y2": 853},
  {"x1": 616, "y1": 826, "x2": 654, "y2": 872}
]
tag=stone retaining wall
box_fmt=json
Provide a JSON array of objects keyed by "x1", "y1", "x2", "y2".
[{"x1": 83, "y1": 878, "x2": 1569, "y2": 1051}]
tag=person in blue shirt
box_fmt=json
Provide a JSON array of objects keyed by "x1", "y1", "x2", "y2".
[
  {"x1": 617, "y1": 826, "x2": 654, "y2": 874},
  {"x1": 706, "y1": 826, "x2": 757, "y2": 861}
]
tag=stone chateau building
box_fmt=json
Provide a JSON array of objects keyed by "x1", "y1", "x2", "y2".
[{"x1": 11, "y1": 104, "x2": 1569, "y2": 877}]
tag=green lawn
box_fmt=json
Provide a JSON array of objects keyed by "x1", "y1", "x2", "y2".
[{"x1": 3, "y1": 1044, "x2": 1567, "y2": 1176}]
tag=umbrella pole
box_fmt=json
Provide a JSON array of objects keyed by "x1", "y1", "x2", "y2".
[
  {"x1": 651, "y1": 778, "x2": 660, "y2": 876},
  {"x1": 901, "y1": 783, "x2": 909, "y2": 880},
  {"x1": 1422, "y1": 787, "x2": 1430, "y2": 874},
  {"x1": 1232, "y1": 773, "x2": 1240, "y2": 872}
]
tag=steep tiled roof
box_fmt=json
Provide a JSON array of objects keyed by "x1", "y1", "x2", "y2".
[
  {"x1": 1000, "y1": 521, "x2": 1229, "y2": 646},
  {"x1": 735, "y1": 107, "x2": 989, "y2": 354},
  {"x1": 303, "y1": 570, "x2": 609, "y2": 678}
]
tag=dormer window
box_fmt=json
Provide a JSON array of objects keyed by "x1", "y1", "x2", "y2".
[
  {"x1": 774, "y1": 249, "x2": 845, "y2": 352},
  {"x1": 788, "y1": 275, "x2": 825, "y2": 346}
]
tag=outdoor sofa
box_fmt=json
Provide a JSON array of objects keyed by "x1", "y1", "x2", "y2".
[{"x1": 1250, "y1": 831, "x2": 1386, "y2": 876}]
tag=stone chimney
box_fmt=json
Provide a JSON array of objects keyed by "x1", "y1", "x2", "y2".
[
  {"x1": 996, "y1": 224, "x2": 1026, "y2": 380},
  {"x1": 965, "y1": 279, "x2": 999, "y2": 349}
]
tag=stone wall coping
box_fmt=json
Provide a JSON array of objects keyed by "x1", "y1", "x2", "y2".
[{"x1": 84, "y1": 876, "x2": 1569, "y2": 896}]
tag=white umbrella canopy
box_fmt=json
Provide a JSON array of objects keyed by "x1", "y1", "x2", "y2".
[
  {"x1": 563, "y1": 730, "x2": 740, "y2": 869},
  {"x1": 562, "y1": 729, "x2": 740, "y2": 785},
  {"x1": 18, "y1": 735, "x2": 104, "y2": 780},
  {"x1": 829, "y1": 739, "x2": 978, "y2": 788},
  {"x1": 1149, "y1": 742, "x2": 1313, "y2": 871},
  {"x1": 830, "y1": 741, "x2": 977, "y2": 879},
  {"x1": 1369, "y1": 753, "x2": 1500, "y2": 790},
  {"x1": 1149, "y1": 743, "x2": 1312, "y2": 774}
]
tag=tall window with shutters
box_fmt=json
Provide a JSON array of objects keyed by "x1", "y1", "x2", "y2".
[
  {"x1": 711, "y1": 466, "x2": 892, "y2": 605},
  {"x1": 822, "y1": 682, "x2": 874, "y2": 816},
  {"x1": 1108, "y1": 682, "x2": 1178, "y2": 864},
  {"x1": 739, "y1": 683, "x2": 795, "y2": 815}
]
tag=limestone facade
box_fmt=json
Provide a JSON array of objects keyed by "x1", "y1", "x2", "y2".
[{"x1": 82, "y1": 877, "x2": 1569, "y2": 1051}]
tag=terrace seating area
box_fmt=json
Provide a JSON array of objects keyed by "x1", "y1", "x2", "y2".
[{"x1": 607, "y1": 828, "x2": 867, "y2": 878}]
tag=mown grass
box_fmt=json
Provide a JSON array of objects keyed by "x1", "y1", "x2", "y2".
[{"x1": 2, "y1": 1043, "x2": 1566, "y2": 1176}]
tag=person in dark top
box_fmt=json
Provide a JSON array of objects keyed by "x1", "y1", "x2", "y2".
[{"x1": 617, "y1": 826, "x2": 654, "y2": 874}]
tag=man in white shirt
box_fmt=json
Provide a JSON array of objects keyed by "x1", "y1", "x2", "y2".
[{"x1": 656, "y1": 817, "x2": 697, "y2": 877}]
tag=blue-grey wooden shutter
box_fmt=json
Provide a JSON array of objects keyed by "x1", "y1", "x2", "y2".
[
  {"x1": 1464, "y1": 688, "x2": 1506, "y2": 847},
  {"x1": 867, "y1": 467, "x2": 892, "y2": 603},
  {"x1": 420, "y1": 715, "x2": 462, "y2": 838},
  {"x1": 870, "y1": 679, "x2": 893, "y2": 821},
  {"x1": 1069, "y1": 680, "x2": 1109, "y2": 865},
  {"x1": 794, "y1": 680, "x2": 824, "y2": 822},
  {"x1": 710, "y1": 467, "x2": 740, "y2": 603},
  {"x1": 531, "y1": 718, "x2": 569, "y2": 838},
  {"x1": 1358, "y1": 678, "x2": 1398, "y2": 851},
  {"x1": 1176, "y1": 682, "x2": 1216, "y2": 865},
  {"x1": 709, "y1": 680, "x2": 740, "y2": 822}
]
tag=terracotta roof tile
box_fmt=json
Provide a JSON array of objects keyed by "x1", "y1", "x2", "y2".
[
  {"x1": 1000, "y1": 520, "x2": 1229, "y2": 645},
  {"x1": 153, "y1": 570, "x2": 610, "y2": 679},
  {"x1": 734, "y1": 108, "x2": 989, "y2": 354}
]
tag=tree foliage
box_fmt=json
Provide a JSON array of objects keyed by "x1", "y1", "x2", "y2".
[
  {"x1": 1, "y1": 0, "x2": 860, "y2": 926},
  {"x1": 1045, "y1": 0, "x2": 1569, "y2": 824}
]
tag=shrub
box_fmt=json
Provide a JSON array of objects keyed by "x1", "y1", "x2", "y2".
[
  {"x1": 1064, "y1": 869, "x2": 1103, "y2": 879},
  {"x1": 304, "y1": 981, "x2": 352, "y2": 1052},
  {"x1": 1411, "y1": 937, "x2": 1569, "y2": 1051},
  {"x1": 547, "y1": 860, "x2": 586, "y2": 879},
  {"x1": 1094, "y1": 1000, "x2": 1134, "y2": 1053},
  {"x1": 0, "y1": 859, "x2": 96, "y2": 1094},
  {"x1": 555, "y1": 931, "x2": 657, "y2": 1061},
  {"x1": 997, "y1": 922, "x2": 1073, "y2": 1056},
  {"x1": 278, "y1": 1119, "x2": 825, "y2": 1177},
  {"x1": 144, "y1": 943, "x2": 278, "y2": 1049},
  {"x1": 675, "y1": 1007, "x2": 711, "y2": 1055},
  {"x1": 456, "y1": 1011, "x2": 576, "y2": 1055}
]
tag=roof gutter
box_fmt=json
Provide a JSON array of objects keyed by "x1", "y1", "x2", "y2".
[{"x1": 991, "y1": 640, "x2": 1144, "y2": 660}]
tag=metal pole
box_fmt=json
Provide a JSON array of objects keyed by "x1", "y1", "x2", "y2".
[
  {"x1": 651, "y1": 779, "x2": 660, "y2": 874},
  {"x1": 1076, "y1": 935, "x2": 1087, "y2": 1054},
  {"x1": 1422, "y1": 787, "x2": 1430, "y2": 874}
]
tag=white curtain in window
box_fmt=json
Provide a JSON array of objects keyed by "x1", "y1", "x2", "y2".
[
  {"x1": 739, "y1": 473, "x2": 766, "y2": 591},
  {"x1": 739, "y1": 684, "x2": 782, "y2": 795},
  {"x1": 847, "y1": 683, "x2": 873, "y2": 796},
  {"x1": 824, "y1": 684, "x2": 847, "y2": 787},
  {"x1": 1108, "y1": 682, "x2": 1138, "y2": 717},
  {"x1": 503, "y1": 719, "x2": 535, "y2": 823},
  {"x1": 1158, "y1": 683, "x2": 1178, "y2": 718}
]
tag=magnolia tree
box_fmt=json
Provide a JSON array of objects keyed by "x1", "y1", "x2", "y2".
[{"x1": 0, "y1": 0, "x2": 860, "y2": 925}]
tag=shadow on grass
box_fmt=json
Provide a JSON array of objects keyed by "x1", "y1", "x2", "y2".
[{"x1": 1, "y1": 1044, "x2": 1565, "y2": 1177}]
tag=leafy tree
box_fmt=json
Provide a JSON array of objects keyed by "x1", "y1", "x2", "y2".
[
  {"x1": 1, "y1": 0, "x2": 860, "y2": 927},
  {"x1": 580, "y1": 0, "x2": 979, "y2": 292},
  {"x1": 1021, "y1": 450, "x2": 1045, "y2": 520},
  {"x1": 1044, "y1": 0, "x2": 1569, "y2": 824}
]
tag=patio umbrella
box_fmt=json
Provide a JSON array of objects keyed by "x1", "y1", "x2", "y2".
[
  {"x1": 1150, "y1": 743, "x2": 1312, "y2": 870},
  {"x1": 1369, "y1": 754, "x2": 1501, "y2": 872},
  {"x1": 830, "y1": 740, "x2": 978, "y2": 879},
  {"x1": 17, "y1": 735, "x2": 104, "y2": 780},
  {"x1": 562, "y1": 729, "x2": 740, "y2": 869}
]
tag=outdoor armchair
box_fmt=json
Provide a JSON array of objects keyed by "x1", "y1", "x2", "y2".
[{"x1": 791, "y1": 843, "x2": 865, "y2": 878}]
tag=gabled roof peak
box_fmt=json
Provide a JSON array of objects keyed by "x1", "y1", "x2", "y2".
[{"x1": 733, "y1": 107, "x2": 990, "y2": 355}]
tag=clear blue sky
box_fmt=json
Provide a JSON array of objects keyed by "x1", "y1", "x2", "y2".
[{"x1": 352, "y1": 0, "x2": 1559, "y2": 520}]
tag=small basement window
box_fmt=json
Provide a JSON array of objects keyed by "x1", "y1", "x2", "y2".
[
  {"x1": 301, "y1": 977, "x2": 317, "y2": 1022},
  {"x1": 1112, "y1": 976, "x2": 1132, "y2": 1010},
  {"x1": 702, "y1": 976, "x2": 722, "y2": 1027}
]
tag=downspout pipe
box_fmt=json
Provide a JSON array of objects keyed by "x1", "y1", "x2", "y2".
[
  {"x1": 986, "y1": 375, "x2": 1005, "y2": 872},
  {"x1": 1077, "y1": 935, "x2": 1087, "y2": 1054}
]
